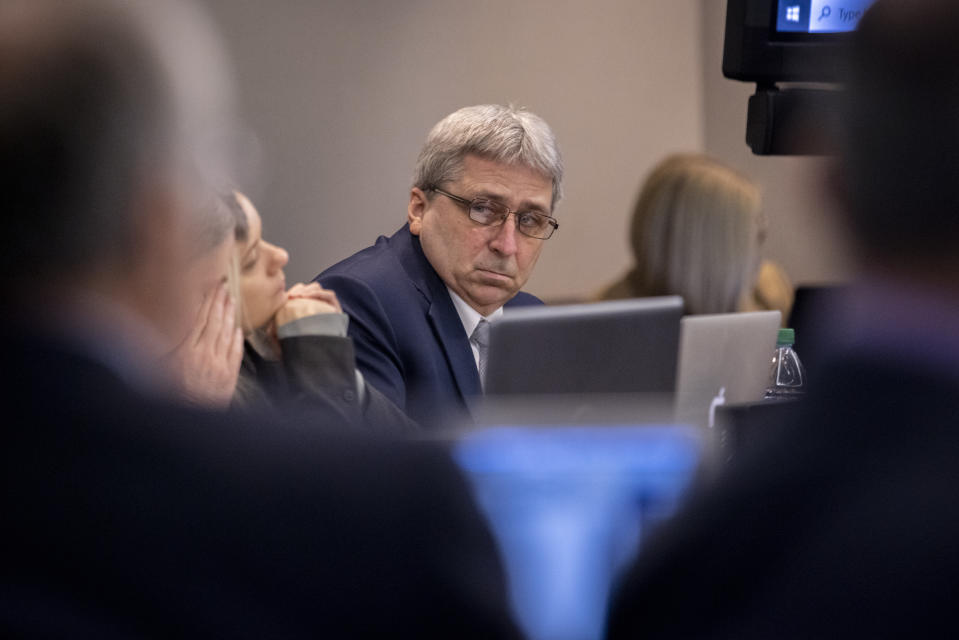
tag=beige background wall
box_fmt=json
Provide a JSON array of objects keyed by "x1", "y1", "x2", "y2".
[{"x1": 200, "y1": 0, "x2": 851, "y2": 302}]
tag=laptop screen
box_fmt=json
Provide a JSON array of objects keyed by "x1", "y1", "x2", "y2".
[{"x1": 485, "y1": 296, "x2": 684, "y2": 396}]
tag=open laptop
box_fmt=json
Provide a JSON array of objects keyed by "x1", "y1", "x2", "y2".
[
  {"x1": 674, "y1": 310, "x2": 782, "y2": 428},
  {"x1": 484, "y1": 296, "x2": 684, "y2": 396}
]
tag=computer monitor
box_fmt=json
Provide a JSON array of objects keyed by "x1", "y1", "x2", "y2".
[
  {"x1": 484, "y1": 297, "x2": 684, "y2": 396},
  {"x1": 723, "y1": 0, "x2": 877, "y2": 83},
  {"x1": 775, "y1": 0, "x2": 874, "y2": 34}
]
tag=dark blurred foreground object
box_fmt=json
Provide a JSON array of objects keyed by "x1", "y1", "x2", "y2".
[
  {"x1": 607, "y1": 350, "x2": 959, "y2": 638},
  {"x1": 713, "y1": 398, "x2": 800, "y2": 463},
  {"x1": 743, "y1": 85, "x2": 842, "y2": 155},
  {"x1": 787, "y1": 284, "x2": 849, "y2": 382},
  {"x1": 1, "y1": 327, "x2": 520, "y2": 638},
  {"x1": 608, "y1": 0, "x2": 959, "y2": 635}
]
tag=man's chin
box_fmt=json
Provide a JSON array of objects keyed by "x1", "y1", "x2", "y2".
[
  {"x1": 463, "y1": 282, "x2": 520, "y2": 311},
  {"x1": 473, "y1": 268, "x2": 517, "y2": 286}
]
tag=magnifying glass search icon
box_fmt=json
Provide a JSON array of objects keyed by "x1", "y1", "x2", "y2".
[{"x1": 818, "y1": 5, "x2": 832, "y2": 21}]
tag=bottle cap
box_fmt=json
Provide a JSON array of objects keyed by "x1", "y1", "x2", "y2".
[{"x1": 777, "y1": 328, "x2": 795, "y2": 346}]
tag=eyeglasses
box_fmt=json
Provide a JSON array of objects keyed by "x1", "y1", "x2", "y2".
[{"x1": 428, "y1": 186, "x2": 559, "y2": 240}]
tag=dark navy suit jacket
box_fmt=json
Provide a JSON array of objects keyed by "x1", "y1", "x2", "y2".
[{"x1": 317, "y1": 225, "x2": 542, "y2": 430}]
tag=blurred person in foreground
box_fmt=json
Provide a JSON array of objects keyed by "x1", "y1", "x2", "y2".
[
  {"x1": 0, "y1": 1, "x2": 518, "y2": 636},
  {"x1": 606, "y1": 1, "x2": 959, "y2": 637},
  {"x1": 317, "y1": 104, "x2": 563, "y2": 430},
  {"x1": 596, "y1": 153, "x2": 793, "y2": 318}
]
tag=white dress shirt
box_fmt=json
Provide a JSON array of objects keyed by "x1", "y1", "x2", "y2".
[{"x1": 447, "y1": 287, "x2": 503, "y2": 371}]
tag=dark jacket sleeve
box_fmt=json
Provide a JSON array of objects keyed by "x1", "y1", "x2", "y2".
[
  {"x1": 280, "y1": 334, "x2": 421, "y2": 435},
  {"x1": 279, "y1": 334, "x2": 359, "y2": 420},
  {"x1": 317, "y1": 272, "x2": 409, "y2": 410}
]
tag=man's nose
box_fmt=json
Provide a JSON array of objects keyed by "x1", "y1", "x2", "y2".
[{"x1": 489, "y1": 214, "x2": 519, "y2": 256}]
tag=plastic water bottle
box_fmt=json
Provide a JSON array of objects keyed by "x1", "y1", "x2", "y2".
[{"x1": 763, "y1": 328, "x2": 805, "y2": 400}]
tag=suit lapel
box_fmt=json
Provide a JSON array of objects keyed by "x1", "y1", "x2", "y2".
[
  {"x1": 427, "y1": 295, "x2": 482, "y2": 401},
  {"x1": 393, "y1": 227, "x2": 482, "y2": 402}
]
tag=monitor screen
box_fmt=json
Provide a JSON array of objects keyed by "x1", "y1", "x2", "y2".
[
  {"x1": 724, "y1": 0, "x2": 869, "y2": 83},
  {"x1": 454, "y1": 424, "x2": 704, "y2": 640},
  {"x1": 775, "y1": 0, "x2": 876, "y2": 34}
]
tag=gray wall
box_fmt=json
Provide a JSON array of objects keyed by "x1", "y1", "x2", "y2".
[
  {"x1": 200, "y1": 0, "x2": 851, "y2": 302},
  {"x1": 201, "y1": 0, "x2": 705, "y2": 300}
]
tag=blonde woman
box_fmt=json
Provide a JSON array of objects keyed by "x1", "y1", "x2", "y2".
[
  {"x1": 596, "y1": 154, "x2": 792, "y2": 317},
  {"x1": 222, "y1": 191, "x2": 418, "y2": 434}
]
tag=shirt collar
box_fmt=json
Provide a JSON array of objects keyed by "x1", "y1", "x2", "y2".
[{"x1": 446, "y1": 287, "x2": 503, "y2": 337}]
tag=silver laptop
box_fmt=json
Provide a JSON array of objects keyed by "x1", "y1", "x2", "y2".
[
  {"x1": 674, "y1": 310, "x2": 782, "y2": 428},
  {"x1": 484, "y1": 296, "x2": 684, "y2": 395}
]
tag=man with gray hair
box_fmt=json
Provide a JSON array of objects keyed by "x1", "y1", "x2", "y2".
[{"x1": 318, "y1": 104, "x2": 564, "y2": 430}]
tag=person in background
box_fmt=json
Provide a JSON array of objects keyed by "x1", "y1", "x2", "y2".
[
  {"x1": 742, "y1": 260, "x2": 794, "y2": 318},
  {"x1": 223, "y1": 190, "x2": 418, "y2": 432},
  {"x1": 596, "y1": 153, "x2": 793, "y2": 318},
  {"x1": 317, "y1": 104, "x2": 564, "y2": 429},
  {"x1": 606, "y1": 1, "x2": 959, "y2": 637},
  {"x1": 0, "y1": 1, "x2": 519, "y2": 636}
]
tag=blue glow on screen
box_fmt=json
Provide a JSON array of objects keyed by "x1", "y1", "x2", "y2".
[
  {"x1": 454, "y1": 425, "x2": 704, "y2": 640},
  {"x1": 777, "y1": 0, "x2": 876, "y2": 33}
]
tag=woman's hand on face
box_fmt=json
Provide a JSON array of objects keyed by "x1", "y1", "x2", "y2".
[{"x1": 167, "y1": 282, "x2": 244, "y2": 408}]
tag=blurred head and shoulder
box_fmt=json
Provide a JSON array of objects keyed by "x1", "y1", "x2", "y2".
[
  {"x1": 596, "y1": 153, "x2": 791, "y2": 316},
  {"x1": 0, "y1": 0, "x2": 237, "y2": 370},
  {"x1": 839, "y1": 0, "x2": 959, "y2": 285},
  {"x1": 804, "y1": 0, "x2": 959, "y2": 354}
]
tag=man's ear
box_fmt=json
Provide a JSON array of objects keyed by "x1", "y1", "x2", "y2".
[{"x1": 408, "y1": 187, "x2": 428, "y2": 236}]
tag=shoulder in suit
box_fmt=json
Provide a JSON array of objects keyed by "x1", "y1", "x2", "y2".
[{"x1": 317, "y1": 224, "x2": 542, "y2": 430}]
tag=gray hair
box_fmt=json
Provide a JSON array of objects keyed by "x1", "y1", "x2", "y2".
[{"x1": 412, "y1": 104, "x2": 564, "y2": 209}]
